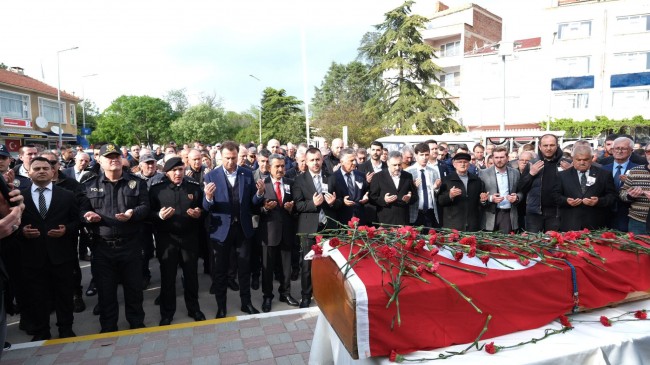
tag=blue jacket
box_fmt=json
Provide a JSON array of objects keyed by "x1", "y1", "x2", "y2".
[{"x1": 202, "y1": 166, "x2": 263, "y2": 242}]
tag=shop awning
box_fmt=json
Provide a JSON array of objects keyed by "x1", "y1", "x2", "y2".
[{"x1": 0, "y1": 127, "x2": 49, "y2": 139}]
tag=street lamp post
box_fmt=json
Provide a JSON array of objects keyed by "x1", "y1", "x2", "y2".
[
  {"x1": 249, "y1": 74, "x2": 262, "y2": 145},
  {"x1": 57, "y1": 46, "x2": 79, "y2": 148},
  {"x1": 81, "y1": 73, "x2": 98, "y2": 137}
]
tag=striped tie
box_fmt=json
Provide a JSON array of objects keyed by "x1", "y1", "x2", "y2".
[{"x1": 37, "y1": 187, "x2": 48, "y2": 218}]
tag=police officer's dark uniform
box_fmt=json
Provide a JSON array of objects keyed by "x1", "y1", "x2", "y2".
[
  {"x1": 81, "y1": 144, "x2": 149, "y2": 333},
  {"x1": 149, "y1": 157, "x2": 206, "y2": 326}
]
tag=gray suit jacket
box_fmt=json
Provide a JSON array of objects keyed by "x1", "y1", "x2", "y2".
[
  {"x1": 405, "y1": 164, "x2": 440, "y2": 224},
  {"x1": 478, "y1": 166, "x2": 523, "y2": 231}
]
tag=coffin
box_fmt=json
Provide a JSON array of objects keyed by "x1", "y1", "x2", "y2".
[{"x1": 312, "y1": 240, "x2": 650, "y2": 359}]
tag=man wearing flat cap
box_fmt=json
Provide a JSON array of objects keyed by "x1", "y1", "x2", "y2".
[
  {"x1": 149, "y1": 157, "x2": 206, "y2": 326},
  {"x1": 438, "y1": 152, "x2": 488, "y2": 231},
  {"x1": 80, "y1": 143, "x2": 150, "y2": 333}
]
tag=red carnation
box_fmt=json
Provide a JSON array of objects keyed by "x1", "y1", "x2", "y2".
[
  {"x1": 389, "y1": 350, "x2": 404, "y2": 362},
  {"x1": 414, "y1": 239, "x2": 426, "y2": 252},
  {"x1": 467, "y1": 245, "x2": 477, "y2": 258},
  {"x1": 635, "y1": 310, "x2": 647, "y2": 320},
  {"x1": 311, "y1": 244, "x2": 323, "y2": 255},
  {"x1": 484, "y1": 342, "x2": 498, "y2": 354},
  {"x1": 315, "y1": 235, "x2": 323, "y2": 244},
  {"x1": 601, "y1": 232, "x2": 617, "y2": 240},
  {"x1": 428, "y1": 229, "x2": 437, "y2": 235},
  {"x1": 517, "y1": 256, "x2": 530, "y2": 266},
  {"x1": 479, "y1": 255, "x2": 490, "y2": 264},
  {"x1": 329, "y1": 237, "x2": 341, "y2": 248},
  {"x1": 559, "y1": 315, "x2": 573, "y2": 328},
  {"x1": 600, "y1": 316, "x2": 612, "y2": 327},
  {"x1": 459, "y1": 236, "x2": 477, "y2": 246},
  {"x1": 429, "y1": 246, "x2": 439, "y2": 257},
  {"x1": 348, "y1": 217, "x2": 360, "y2": 228},
  {"x1": 454, "y1": 251, "x2": 463, "y2": 261},
  {"x1": 416, "y1": 264, "x2": 425, "y2": 275},
  {"x1": 426, "y1": 260, "x2": 440, "y2": 273}
]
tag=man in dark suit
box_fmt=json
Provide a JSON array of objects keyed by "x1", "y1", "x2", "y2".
[
  {"x1": 62, "y1": 153, "x2": 90, "y2": 182},
  {"x1": 292, "y1": 147, "x2": 336, "y2": 308},
  {"x1": 259, "y1": 154, "x2": 298, "y2": 312},
  {"x1": 438, "y1": 153, "x2": 488, "y2": 232},
  {"x1": 19, "y1": 157, "x2": 79, "y2": 341},
  {"x1": 602, "y1": 137, "x2": 638, "y2": 232},
  {"x1": 329, "y1": 148, "x2": 369, "y2": 226},
  {"x1": 552, "y1": 145, "x2": 617, "y2": 232},
  {"x1": 203, "y1": 141, "x2": 264, "y2": 318},
  {"x1": 356, "y1": 141, "x2": 387, "y2": 180},
  {"x1": 369, "y1": 151, "x2": 418, "y2": 226},
  {"x1": 599, "y1": 134, "x2": 646, "y2": 165}
]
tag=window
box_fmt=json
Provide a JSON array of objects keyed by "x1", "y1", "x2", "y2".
[
  {"x1": 555, "y1": 56, "x2": 590, "y2": 76},
  {"x1": 440, "y1": 72, "x2": 461, "y2": 88},
  {"x1": 555, "y1": 93, "x2": 589, "y2": 109},
  {"x1": 70, "y1": 104, "x2": 76, "y2": 125},
  {"x1": 557, "y1": 21, "x2": 592, "y2": 40},
  {"x1": 612, "y1": 90, "x2": 650, "y2": 108},
  {"x1": 439, "y1": 41, "x2": 461, "y2": 57},
  {"x1": 38, "y1": 97, "x2": 66, "y2": 124},
  {"x1": 617, "y1": 14, "x2": 650, "y2": 34},
  {"x1": 613, "y1": 51, "x2": 650, "y2": 73},
  {"x1": 0, "y1": 90, "x2": 31, "y2": 120}
]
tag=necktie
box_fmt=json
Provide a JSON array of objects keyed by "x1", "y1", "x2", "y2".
[
  {"x1": 274, "y1": 181, "x2": 283, "y2": 206},
  {"x1": 614, "y1": 165, "x2": 622, "y2": 189},
  {"x1": 37, "y1": 187, "x2": 48, "y2": 218},
  {"x1": 345, "y1": 173, "x2": 355, "y2": 198},
  {"x1": 580, "y1": 172, "x2": 587, "y2": 193},
  {"x1": 314, "y1": 175, "x2": 325, "y2": 224},
  {"x1": 420, "y1": 169, "x2": 429, "y2": 210}
]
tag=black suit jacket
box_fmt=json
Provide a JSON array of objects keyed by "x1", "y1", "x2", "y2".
[
  {"x1": 259, "y1": 177, "x2": 295, "y2": 248},
  {"x1": 292, "y1": 170, "x2": 335, "y2": 234},
  {"x1": 19, "y1": 184, "x2": 80, "y2": 268},
  {"x1": 438, "y1": 172, "x2": 485, "y2": 232},
  {"x1": 368, "y1": 169, "x2": 418, "y2": 226},
  {"x1": 552, "y1": 166, "x2": 617, "y2": 231},
  {"x1": 357, "y1": 160, "x2": 387, "y2": 175},
  {"x1": 329, "y1": 169, "x2": 369, "y2": 226}
]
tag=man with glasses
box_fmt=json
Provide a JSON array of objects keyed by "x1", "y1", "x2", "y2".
[
  {"x1": 602, "y1": 137, "x2": 638, "y2": 231},
  {"x1": 81, "y1": 144, "x2": 149, "y2": 332}
]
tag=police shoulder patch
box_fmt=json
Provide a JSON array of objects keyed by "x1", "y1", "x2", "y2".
[
  {"x1": 13, "y1": 179, "x2": 20, "y2": 188},
  {"x1": 128, "y1": 180, "x2": 137, "y2": 189}
]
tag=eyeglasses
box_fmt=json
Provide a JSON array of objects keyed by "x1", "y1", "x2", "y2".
[
  {"x1": 645, "y1": 150, "x2": 650, "y2": 154},
  {"x1": 613, "y1": 147, "x2": 630, "y2": 152}
]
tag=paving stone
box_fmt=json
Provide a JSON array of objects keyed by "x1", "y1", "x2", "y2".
[
  {"x1": 240, "y1": 326, "x2": 265, "y2": 338},
  {"x1": 267, "y1": 332, "x2": 292, "y2": 345}
]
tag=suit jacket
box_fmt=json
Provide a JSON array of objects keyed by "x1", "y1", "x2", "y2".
[
  {"x1": 405, "y1": 164, "x2": 440, "y2": 224},
  {"x1": 62, "y1": 166, "x2": 88, "y2": 182},
  {"x1": 292, "y1": 170, "x2": 335, "y2": 234},
  {"x1": 551, "y1": 166, "x2": 617, "y2": 231},
  {"x1": 19, "y1": 184, "x2": 80, "y2": 268},
  {"x1": 202, "y1": 166, "x2": 263, "y2": 242},
  {"x1": 438, "y1": 172, "x2": 485, "y2": 232},
  {"x1": 328, "y1": 169, "x2": 369, "y2": 226},
  {"x1": 356, "y1": 160, "x2": 387, "y2": 175},
  {"x1": 602, "y1": 161, "x2": 638, "y2": 231},
  {"x1": 368, "y1": 169, "x2": 418, "y2": 226},
  {"x1": 259, "y1": 177, "x2": 295, "y2": 248},
  {"x1": 478, "y1": 166, "x2": 523, "y2": 231}
]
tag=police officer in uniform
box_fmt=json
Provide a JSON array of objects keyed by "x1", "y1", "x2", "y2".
[
  {"x1": 81, "y1": 143, "x2": 150, "y2": 333},
  {"x1": 149, "y1": 157, "x2": 206, "y2": 325}
]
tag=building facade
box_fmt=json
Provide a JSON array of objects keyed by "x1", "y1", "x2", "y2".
[{"x1": 0, "y1": 67, "x2": 80, "y2": 154}]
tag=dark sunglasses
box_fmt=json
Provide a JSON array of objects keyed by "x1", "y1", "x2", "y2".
[{"x1": 48, "y1": 160, "x2": 59, "y2": 166}]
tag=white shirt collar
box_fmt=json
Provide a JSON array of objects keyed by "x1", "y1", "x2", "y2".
[{"x1": 32, "y1": 182, "x2": 53, "y2": 192}]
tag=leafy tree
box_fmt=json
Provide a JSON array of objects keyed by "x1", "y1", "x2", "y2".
[
  {"x1": 545, "y1": 115, "x2": 650, "y2": 138},
  {"x1": 170, "y1": 103, "x2": 239, "y2": 144},
  {"x1": 75, "y1": 98, "x2": 100, "y2": 133},
  {"x1": 0, "y1": 63, "x2": 7, "y2": 70},
  {"x1": 359, "y1": 0, "x2": 462, "y2": 134},
  {"x1": 90, "y1": 95, "x2": 176, "y2": 146},
  {"x1": 312, "y1": 61, "x2": 384, "y2": 145},
  {"x1": 164, "y1": 88, "x2": 190, "y2": 116},
  {"x1": 260, "y1": 87, "x2": 307, "y2": 144}
]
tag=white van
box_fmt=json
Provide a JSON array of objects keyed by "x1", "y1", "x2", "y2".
[{"x1": 375, "y1": 133, "x2": 481, "y2": 152}]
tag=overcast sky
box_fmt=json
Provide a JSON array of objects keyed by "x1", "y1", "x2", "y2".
[{"x1": 3, "y1": 0, "x2": 541, "y2": 113}]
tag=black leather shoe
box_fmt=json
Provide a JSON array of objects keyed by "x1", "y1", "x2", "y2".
[
  {"x1": 130, "y1": 323, "x2": 145, "y2": 330},
  {"x1": 154, "y1": 295, "x2": 160, "y2": 305},
  {"x1": 3, "y1": 342, "x2": 10, "y2": 350},
  {"x1": 299, "y1": 298, "x2": 311, "y2": 308},
  {"x1": 251, "y1": 276, "x2": 260, "y2": 290},
  {"x1": 59, "y1": 328, "x2": 76, "y2": 338},
  {"x1": 159, "y1": 317, "x2": 173, "y2": 326},
  {"x1": 190, "y1": 311, "x2": 206, "y2": 321},
  {"x1": 85, "y1": 283, "x2": 97, "y2": 296},
  {"x1": 93, "y1": 304, "x2": 100, "y2": 315},
  {"x1": 240, "y1": 303, "x2": 260, "y2": 315},
  {"x1": 215, "y1": 308, "x2": 227, "y2": 319},
  {"x1": 31, "y1": 332, "x2": 52, "y2": 342},
  {"x1": 279, "y1": 295, "x2": 300, "y2": 307},
  {"x1": 262, "y1": 298, "x2": 272, "y2": 313},
  {"x1": 73, "y1": 295, "x2": 86, "y2": 313},
  {"x1": 227, "y1": 280, "x2": 240, "y2": 291},
  {"x1": 291, "y1": 268, "x2": 300, "y2": 281}
]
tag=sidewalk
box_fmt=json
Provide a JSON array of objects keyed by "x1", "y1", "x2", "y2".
[{"x1": 1, "y1": 308, "x2": 320, "y2": 365}]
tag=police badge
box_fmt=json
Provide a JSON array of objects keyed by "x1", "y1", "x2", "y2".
[
  {"x1": 187, "y1": 194, "x2": 194, "y2": 200},
  {"x1": 128, "y1": 180, "x2": 137, "y2": 189},
  {"x1": 13, "y1": 179, "x2": 20, "y2": 188}
]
